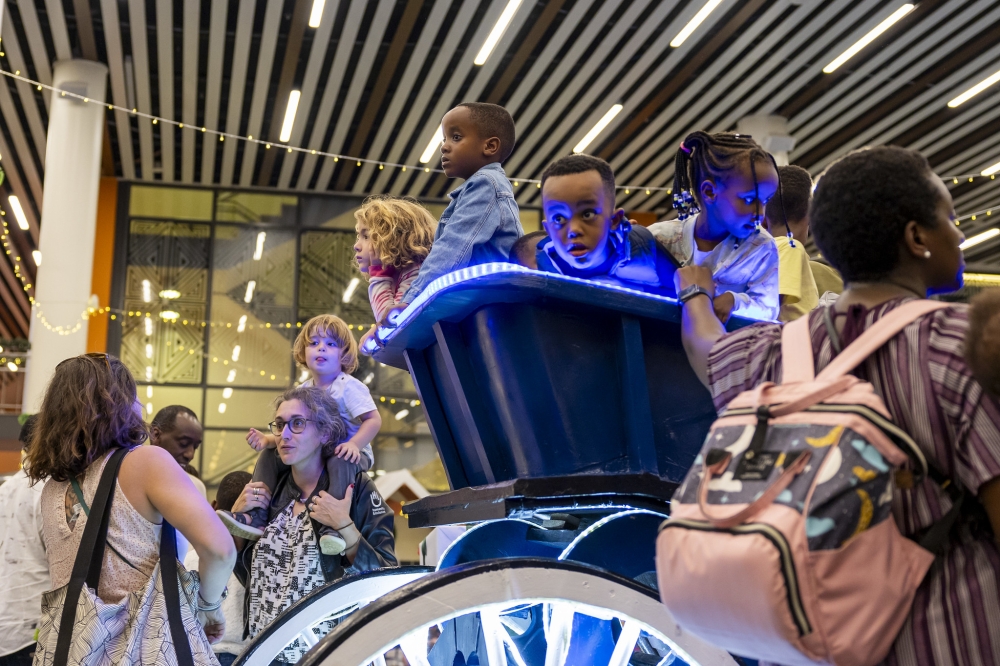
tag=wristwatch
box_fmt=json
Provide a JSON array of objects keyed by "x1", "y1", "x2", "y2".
[{"x1": 678, "y1": 284, "x2": 713, "y2": 305}]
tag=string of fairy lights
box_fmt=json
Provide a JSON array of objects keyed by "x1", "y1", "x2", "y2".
[{"x1": 0, "y1": 65, "x2": 999, "y2": 341}]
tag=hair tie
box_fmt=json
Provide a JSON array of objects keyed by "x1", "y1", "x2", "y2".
[{"x1": 680, "y1": 142, "x2": 692, "y2": 154}]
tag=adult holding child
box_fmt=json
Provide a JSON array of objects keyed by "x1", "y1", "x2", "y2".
[
  {"x1": 232, "y1": 386, "x2": 396, "y2": 664},
  {"x1": 674, "y1": 145, "x2": 1000, "y2": 665},
  {"x1": 25, "y1": 353, "x2": 235, "y2": 665}
]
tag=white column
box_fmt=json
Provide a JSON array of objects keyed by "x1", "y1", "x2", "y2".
[{"x1": 23, "y1": 60, "x2": 108, "y2": 411}]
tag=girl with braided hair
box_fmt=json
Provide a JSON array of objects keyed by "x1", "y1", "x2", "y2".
[{"x1": 650, "y1": 131, "x2": 780, "y2": 321}]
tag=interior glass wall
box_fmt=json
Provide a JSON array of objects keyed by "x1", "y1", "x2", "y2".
[{"x1": 110, "y1": 184, "x2": 534, "y2": 495}]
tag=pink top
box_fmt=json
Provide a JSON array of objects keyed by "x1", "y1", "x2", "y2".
[
  {"x1": 368, "y1": 262, "x2": 422, "y2": 321},
  {"x1": 41, "y1": 449, "x2": 162, "y2": 604}
]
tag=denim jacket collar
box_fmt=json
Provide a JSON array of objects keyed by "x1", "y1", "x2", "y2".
[{"x1": 449, "y1": 163, "x2": 507, "y2": 200}]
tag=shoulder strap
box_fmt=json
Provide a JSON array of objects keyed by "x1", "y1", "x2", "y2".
[
  {"x1": 815, "y1": 300, "x2": 951, "y2": 382},
  {"x1": 160, "y1": 521, "x2": 195, "y2": 666},
  {"x1": 780, "y1": 313, "x2": 816, "y2": 383},
  {"x1": 54, "y1": 448, "x2": 129, "y2": 666}
]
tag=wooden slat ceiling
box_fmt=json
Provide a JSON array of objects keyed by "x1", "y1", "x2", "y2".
[{"x1": 1, "y1": 0, "x2": 1000, "y2": 338}]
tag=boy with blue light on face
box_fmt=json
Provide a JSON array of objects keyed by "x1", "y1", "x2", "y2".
[{"x1": 531, "y1": 154, "x2": 677, "y2": 294}]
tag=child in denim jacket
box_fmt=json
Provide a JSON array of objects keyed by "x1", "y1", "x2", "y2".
[{"x1": 397, "y1": 103, "x2": 524, "y2": 307}]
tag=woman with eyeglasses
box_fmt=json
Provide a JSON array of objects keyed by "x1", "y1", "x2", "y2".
[
  {"x1": 230, "y1": 386, "x2": 396, "y2": 663},
  {"x1": 24, "y1": 353, "x2": 235, "y2": 662}
]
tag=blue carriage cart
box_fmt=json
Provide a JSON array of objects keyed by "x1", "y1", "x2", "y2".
[{"x1": 236, "y1": 263, "x2": 764, "y2": 666}]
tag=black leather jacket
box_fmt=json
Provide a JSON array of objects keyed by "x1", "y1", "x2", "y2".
[{"x1": 235, "y1": 469, "x2": 397, "y2": 635}]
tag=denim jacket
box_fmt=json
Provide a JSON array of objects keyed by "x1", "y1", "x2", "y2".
[
  {"x1": 649, "y1": 218, "x2": 779, "y2": 320},
  {"x1": 535, "y1": 225, "x2": 678, "y2": 296},
  {"x1": 402, "y1": 163, "x2": 523, "y2": 303}
]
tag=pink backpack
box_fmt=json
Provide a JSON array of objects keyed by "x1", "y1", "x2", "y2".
[{"x1": 656, "y1": 300, "x2": 951, "y2": 666}]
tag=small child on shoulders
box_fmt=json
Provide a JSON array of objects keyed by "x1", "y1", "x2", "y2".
[
  {"x1": 354, "y1": 195, "x2": 436, "y2": 337},
  {"x1": 762, "y1": 165, "x2": 820, "y2": 322},
  {"x1": 534, "y1": 154, "x2": 677, "y2": 294},
  {"x1": 649, "y1": 131, "x2": 780, "y2": 321},
  {"x1": 394, "y1": 103, "x2": 524, "y2": 310},
  {"x1": 217, "y1": 314, "x2": 381, "y2": 556}
]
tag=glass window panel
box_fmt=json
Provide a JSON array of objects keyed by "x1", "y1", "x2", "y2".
[
  {"x1": 136, "y1": 385, "x2": 204, "y2": 422},
  {"x1": 121, "y1": 221, "x2": 210, "y2": 384},
  {"x1": 299, "y1": 230, "x2": 374, "y2": 325},
  {"x1": 200, "y1": 428, "x2": 258, "y2": 487},
  {"x1": 129, "y1": 186, "x2": 213, "y2": 221},
  {"x1": 519, "y1": 209, "x2": 541, "y2": 233},
  {"x1": 299, "y1": 196, "x2": 364, "y2": 229},
  {"x1": 208, "y1": 225, "x2": 297, "y2": 387},
  {"x1": 215, "y1": 192, "x2": 298, "y2": 224},
  {"x1": 203, "y1": 388, "x2": 278, "y2": 429}
]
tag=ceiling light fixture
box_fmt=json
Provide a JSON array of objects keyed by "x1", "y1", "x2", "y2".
[
  {"x1": 142, "y1": 279, "x2": 152, "y2": 303},
  {"x1": 32, "y1": 250, "x2": 41, "y2": 266},
  {"x1": 9, "y1": 195, "x2": 29, "y2": 230},
  {"x1": 232, "y1": 345, "x2": 241, "y2": 362},
  {"x1": 144, "y1": 316, "x2": 153, "y2": 336},
  {"x1": 237, "y1": 314, "x2": 247, "y2": 333},
  {"x1": 981, "y1": 160, "x2": 1000, "y2": 177},
  {"x1": 822, "y1": 4, "x2": 915, "y2": 74},
  {"x1": 948, "y1": 68, "x2": 1000, "y2": 108},
  {"x1": 474, "y1": 0, "x2": 522, "y2": 65},
  {"x1": 7, "y1": 362, "x2": 17, "y2": 372},
  {"x1": 244, "y1": 280, "x2": 256, "y2": 303},
  {"x1": 308, "y1": 0, "x2": 325, "y2": 28},
  {"x1": 222, "y1": 387, "x2": 233, "y2": 399},
  {"x1": 343, "y1": 277, "x2": 360, "y2": 303},
  {"x1": 573, "y1": 104, "x2": 624, "y2": 154},
  {"x1": 670, "y1": 0, "x2": 725, "y2": 48},
  {"x1": 395, "y1": 409, "x2": 410, "y2": 420},
  {"x1": 279, "y1": 91, "x2": 301, "y2": 143},
  {"x1": 160, "y1": 311, "x2": 179, "y2": 322},
  {"x1": 420, "y1": 127, "x2": 444, "y2": 164},
  {"x1": 960, "y1": 228, "x2": 1000, "y2": 250},
  {"x1": 159, "y1": 289, "x2": 181, "y2": 299},
  {"x1": 254, "y1": 231, "x2": 266, "y2": 260},
  {"x1": 145, "y1": 343, "x2": 153, "y2": 359},
  {"x1": 227, "y1": 369, "x2": 237, "y2": 383}
]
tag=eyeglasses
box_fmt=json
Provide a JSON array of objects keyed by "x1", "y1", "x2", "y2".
[
  {"x1": 269, "y1": 417, "x2": 316, "y2": 436},
  {"x1": 57, "y1": 352, "x2": 112, "y2": 371}
]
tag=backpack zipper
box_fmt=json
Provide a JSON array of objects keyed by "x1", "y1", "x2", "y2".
[
  {"x1": 720, "y1": 404, "x2": 928, "y2": 480},
  {"x1": 661, "y1": 518, "x2": 813, "y2": 636}
]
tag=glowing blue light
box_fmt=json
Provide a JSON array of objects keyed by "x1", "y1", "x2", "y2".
[{"x1": 379, "y1": 263, "x2": 682, "y2": 342}]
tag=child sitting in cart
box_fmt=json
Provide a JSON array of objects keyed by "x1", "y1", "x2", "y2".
[
  {"x1": 534, "y1": 154, "x2": 677, "y2": 295},
  {"x1": 354, "y1": 195, "x2": 437, "y2": 351},
  {"x1": 649, "y1": 131, "x2": 780, "y2": 321}
]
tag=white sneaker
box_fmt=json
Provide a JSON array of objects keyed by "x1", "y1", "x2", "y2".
[{"x1": 218, "y1": 510, "x2": 264, "y2": 541}]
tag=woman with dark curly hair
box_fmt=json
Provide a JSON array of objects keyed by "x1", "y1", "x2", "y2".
[
  {"x1": 674, "y1": 145, "x2": 1000, "y2": 664},
  {"x1": 26, "y1": 354, "x2": 235, "y2": 661}
]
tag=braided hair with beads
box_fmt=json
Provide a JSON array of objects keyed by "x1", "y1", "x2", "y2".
[{"x1": 672, "y1": 131, "x2": 792, "y2": 247}]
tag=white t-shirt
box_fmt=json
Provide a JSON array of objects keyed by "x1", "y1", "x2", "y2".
[
  {"x1": 0, "y1": 469, "x2": 49, "y2": 656},
  {"x1": 302, "y1": 374, "x2": 377, "y2": 470},
  {"x1": 184, "y1": 550, "x2": 247, "y2": 657},
  {"x1": 692, "y1": 246, "x2": 713, "y2": 265}
]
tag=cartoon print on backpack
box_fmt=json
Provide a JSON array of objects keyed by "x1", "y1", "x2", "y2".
[{"x1": 803, "y1": 435, "x2": 896, "y2": 550}]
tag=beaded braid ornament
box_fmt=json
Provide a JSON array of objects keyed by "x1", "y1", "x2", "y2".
[{"x1": 673, "y1": 142, "x2": 701, "y2": 221}]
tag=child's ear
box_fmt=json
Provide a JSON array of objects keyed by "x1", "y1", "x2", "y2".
[
  {"x1": 610, "y1": 209, "x2": 626, "y2": 229},
  {"x1": 700, "y1": 179, "x2": 718, "y2": 205},
  {"x1": 483, "y1": 136, "x2": 501, "y2": 158}
]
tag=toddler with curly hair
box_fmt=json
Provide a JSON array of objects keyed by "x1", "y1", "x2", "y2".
[{"x1": 354, "y1": 196, "x2": 436, "y2": 323}]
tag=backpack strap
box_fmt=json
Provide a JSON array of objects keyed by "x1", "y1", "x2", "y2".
[
  {"x1": 780, "y1": 314, "x2": 817, "y2": 383},
  {"x1": 815, "y1": 300, "x2": 952, "y2": 382}
]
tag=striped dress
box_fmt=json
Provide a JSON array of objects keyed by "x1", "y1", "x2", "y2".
[{"x1": 707, "y1": 298, "x2": 1000, "y2": 666}]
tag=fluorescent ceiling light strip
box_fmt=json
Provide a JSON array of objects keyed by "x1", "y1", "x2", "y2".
[
  {"x1": 981, "y1": 160, "x2": 1000, "y2": 177},
  {"x1": 244, "y1": 280, "x2": 256, "y2": 303},
  {"x1": 343, "y1": 277, "x2": 360, "y2": 303},
  {"x1": 8, "y1": 195, "x2": 30, "y2": 230},
  {"x1": 961, "y1": 228, "x2": 1000, "y2": 250},
  {"x1": 254, "y1": 231, "x2": 266, "y2": 260},
  {"x1": 573, "y1": 104, "x2": 623, "y2": 154},
  {"x1": 948, "y1": 68, "x2": 1000, "y2": 108},
  {"x1": 279, "y1": 91, "x2": 301, "y2": 143},
  {"x1": 474, "y1": 0, "x2": 522, "y2": 66},
  {"x1": 308, "y1": 0, "x2": 325, "y2": 28},
  {"x1": 822, "y1": 4, "x2": 915, "y2": 74},
  {"x1": 670, "y1": 0, "x2": 725, "y2": 48},
  {"x1": 419, "y1": 127, "x2": 444, "y2": 164},
  {"x1": 32, "y1": 250, "x2": 41, "y2": 266}
]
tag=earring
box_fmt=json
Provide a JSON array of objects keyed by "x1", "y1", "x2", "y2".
[{"x1": 923, "y1": 250, "x2": 931, "y2": 258}]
